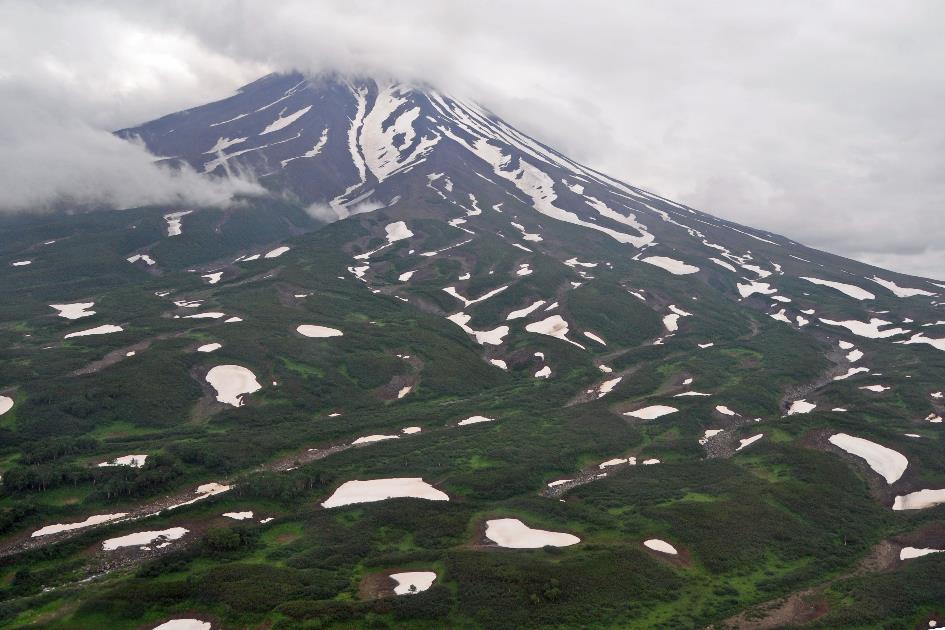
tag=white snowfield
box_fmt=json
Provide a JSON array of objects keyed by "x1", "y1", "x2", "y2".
[
  {"x1": 711, "y1": 258, "x2": 738, "y2": 272},
  {"x1": 442, "y1": 284, "x2": 508, "y2": 308},
  {"x1": 599, "y1": 457, "x2": 633, "y2": 469},
  {"x1": 507, "y1": 300, "x2": 546, "y2": 320},
  {"x1": 458, "y1": 415, "x2": 495, "y2": 426},
  {"x1": 432, "y1": 102, "x2": 652, "y2": 246},
  {"x1": 484, "y1": 518, "x2": 580, "y2": 548},
  {"x1": 321, "y1": 478, "x2": 449, "y2": 508},
  {"x1": 50, "y1": 302, "x2": 96, "y2": 320},
  {"x1": 359, "y1": 84, "x2": 438, "y2": 183},
  {"x1": 0, "y1": 396, "x2": 13, "y2": 416},
  {"x1": 391, "y1": 571, "x2": 437, "y2": 595},
  {"x1": 643, "y1": 539, "x2": 678, "y2": 555},
  {"x1": 297, "y1": 324, "x2": 343, "y2": 338},
  {"x1": 352, "y1": 434, "x2": 399, "y2": 445},
  {"x1": 64, "y1": 324, "x2": 123, "y2": 339},
  {"x1": 354, "y1": 221, "x2": 415, "y2": 260},
  {"x1": 447, "y1": 312, "x2": 509, "y2": 345},
  {"x1": 102, "y1": 527, "x2": 188, "y2": 551},
  {"x1": 510, "y1": 221, "x2": 542, "y2": 242},
  {"x1": 98, "y1": 454, "x2": 147, "y2": 468},
  {"x1": 197, "y1": 343, "x2": 222, "y2": 353},
  {"x1": 584, "y1": 331, "x2": 607, "y2": 345},
  {"x1": 899, "y1": 547, "x2": 944, "y2": 560},
  {"x1": 834, "y1": 367, "x2": 870, "y2": 381},
  {"x1": 819, "y1": 318, "x2": 909, "y2": 339},
  {"x1": 860, "y1": 385, "x2": 891, "y2": 393},
  {"x1": 899, "y1": 333, "x2": 945, "y2": 352},
  {"x1": 152, "y1": 620, "x2": 211, "y2": 630},
  {"x1": 625, "y1": 405, "x2": 678, "y2": 420},
  {"x1": 801, "y1": 277, "x2": 875, "y2": 300},
  {"x1": 737, "y1": 281, "x2": 776, "y2": 299},
  {"x1": 264, "y1": 246, "x2": 291, "y2": 259},
  {"x1": 663, "y1": 304, "x2": 692, "y2": 332},
  {"x1": 716, "y1": 405, "x2": 737, "y2": 416},
  {"x1": 205, "y1": 365, "x2": 262, "y2": 407},
  {"x1": 202, "y1": 272, "x2": 223, "y2": 285},
  {"x1": 163, "y1": 211, "x2": 193, "y2": 237},
  {"x1": 260, "y1": 105, "x2": 311, "y2": 135},
  {"x1": 525, "y1": 315, "x2": 586, "y2": 349},
  {"x1": 827, "y1": 433, "x2": 908, "y2": 484},
  {"x1": 223, "y1": 511, "x2": 254, "y2": 520},
  {"x1": 893, "y1": 488, "x2": 945, "y2": 511},
  {"x1": 32, "y1": 513, "x2": 128, "y2": 538},
  {"x1": 868, "y1": 276, "x2": 936, "y2": 298},
  {"x1": 643, "y1": 256, "x2": 699, "y2": 275},
  {"x1": 787, "y1": 400, "x2": 816, "y2": 415},
  {"x1": 596, "y1": 377, "x2": 622, "y2": 398},
  {"x1": 127, "y1": 254, "x2": 156, "y2": 266},
  {"x1": 736, "y1": 434, "x2": 764, "y2": 451},
  {"x1": 205, "y1": 137, "x2": 246, "y2": 154},
  {"x1": 164, "y1": 483, "x2": 231, "y2": 512},
  {"x1": 699, "y1": 429, "x2": 724, "y2": 445}
]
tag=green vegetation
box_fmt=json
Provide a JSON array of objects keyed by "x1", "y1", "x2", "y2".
[{"x1": 0, "y1": 197, "x2": 941, "y2": 629}]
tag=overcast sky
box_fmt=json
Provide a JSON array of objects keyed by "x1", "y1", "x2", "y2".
[{"x1": 1, "y1": 0, "x2": 943, "y2": 277}]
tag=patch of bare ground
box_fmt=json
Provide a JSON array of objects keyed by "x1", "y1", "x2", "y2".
[
  {"x1": 540, "y1": 456, "x2": 640, "y2": 498},
  {"x1": 0, "y1": 418, "x2": 441, "y2": 559},
  {"x1": 566, "y1": 364, "x2": 641, "y2": 406},
  {"x1": 800, "y1": 428, "x2": 925, "y2": 508},
  {"x1": 70, "y1": 333, "x2": 182, "y2": 376},
  {"x1": 714, "y1": 537, "x2": 905, "y2": 630},
  {"x1": 359, "y1": 571, "x2": 397, "y2": 600},
  {"x1": 641, "y1": 540, "x2": 693, "y2": 568},
  {"x1": 779, "y1": 344, "x2": 848, "y2": 414}
]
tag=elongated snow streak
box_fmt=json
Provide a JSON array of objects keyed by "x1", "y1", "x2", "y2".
[
  {"x1": 203, "y1": 131, "x2": 302, "y2": 175},
  {"x1": 819, "y1": 318, "x2": 909, "y2": 339},
  {"x1": 868, "y1": 276, "x2": 935, "y2": 298},
  {"x1": 281, "y1": 128, "x2": 328, "y2": 167},
  {"x1": 442, "y1": 284, "x2": 508, "y2": 307},
  {"x1": 260, "y1": 106, "x2": 311, "y2": 135},
  {"x1": 801, "y1": 277, "x2": 875, "y2": 301},
  {"x1": 643, "y1": 256, "x2": 699, "y2": 275},
  {"x1": 359, "y1": 83, "x2": 439, "y2": 183},
  {"x1": 329, "y1": 85, "x2": 369, "y2": 212},
  {"x1": 427, "y1": 93, "x2": 654, "y2": 246}
]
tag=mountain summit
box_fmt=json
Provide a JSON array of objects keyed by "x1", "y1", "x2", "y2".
[{"x1": 2, "y1": 72, "x2": 944, "y2": 629}]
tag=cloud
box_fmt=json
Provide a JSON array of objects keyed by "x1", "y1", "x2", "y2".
[
  {"x1": 1, "y1": 0, "x2": 944, "y2": 275},
  {"x1": 0, "y1": 1, "x2": 267, "y2": 212},
  {"x1": 0, "y1": 96, "x2": 263, "y2": 212}
]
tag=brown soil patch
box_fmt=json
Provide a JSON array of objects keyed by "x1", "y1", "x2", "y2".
[
  {"x1": 800, "y1": 428, "x2": 929, "y2": 508},
  {"x1": 358, "y1": 571, "x2": 397, "y2": 600},
  {"x1": 641, "y1": 540, "x2": 693, "y2": 568},
  {"x1": 718, "y1": 535, "x2": 907, "y2": 629},
  {"x1": 69, "y1": 331, "x2": 168, "y2": 376}
]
